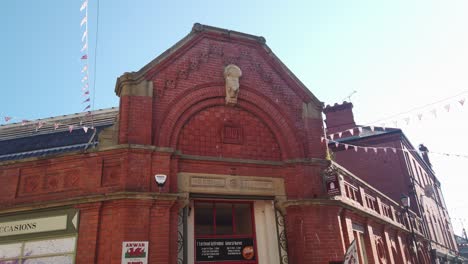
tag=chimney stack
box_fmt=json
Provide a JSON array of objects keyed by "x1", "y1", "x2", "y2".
[
  {"x1": 419, "y1": 144, "x2": 432, "y2": 168},
  {"x1": 323, "y1": 101, "x2": 356, "y2": 134}
]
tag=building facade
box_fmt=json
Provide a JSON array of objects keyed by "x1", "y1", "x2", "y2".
[
  {"x1": 324, "y1": 102, "x2": 460, "y2": 263},
  {"x1": 455, "y1": 233, "x2": 468, "y2": 263},
  {"x1": 0, "y1": 24, "x2": 461, "y2": 263}
]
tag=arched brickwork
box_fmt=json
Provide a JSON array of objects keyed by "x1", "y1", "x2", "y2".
[
  {"x1": 177, "y1": 105, "x2": 282, "y2": 160},
  {"x1": 157, "y1": 83, "x2": 304, "y2": 160}
]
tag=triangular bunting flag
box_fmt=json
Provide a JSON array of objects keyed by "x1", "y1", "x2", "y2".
[
  {"x1": 80, "y1": 0, "x2": 88, "y2": 12},
  {"x1": 81, "y1": 30, "x2": 88, "y2": 42},
  {"x1": 80, "y1": 16, "x2": 87, "y2": 27},
  {"x1": 430, "y1": 109, "x2": 437, "y2": 118},
  {"x1": 392, "y1": 120, "x2": 398, "y2": 127},
  {"x1": 81, "y1": 54, "x2": 88, "y2": 60},
  {"x1": 54, "y1": 123, "x2": 59, "y2": 130},
  {"x1": 358, "y1": 127, "x2": 363, "y2": 133},
  {"x1": 81, "y1": 65, "x2": 88, "y2": 73},
  {"x1": 344, "y1": 144, "x2": 349, "y2": 150},
  {"x1": 380, "y1": 123, "x2": 386, "y2": 130},
  {"x1": 21, "y1": 120, "x2": 29, "y2": 126},
  {"x1": 373, "y1": 148, "x2": 378, "y2": 153},
  {"x1": 404, "y1": 117, "x2": 410, "y2": 125},
  {"x1": 335, "y1": 142, "x2": 339, "y2": 148},
  {"x1": 82, "y1": 98, "x2": 90, "y2": 103},
  {"x1": 81, "y1": 75, "x2": 88, "y2": 82},
  {"x1": 81, "y1": 42, "x2": 88, "y2": 52},
  {"x1": 459, "y1": 98, "x2": 465, "y2": 106},
  {"x1": 392, "y1": 148, "x2": 397, "y2": 154},
  {"x1": 338, "y1": 132, "x2": 342, "y2": 138},
  {"x1": 4, "y1": 116, "x2": 12, "y2": 122},
  {"x1": 83, "y1": 105, "x2": 91, "y2": 111},
  {"x1": 349, "y1": 128, "x2": 354, "y2": 136},
  {"x1": 321, "y1": 137, "x2": 325, "y2": 143},
  {"x1": 383, "y1": 148, "x2": 387, "y2": 153},
  {"x1": 417, "y1": 113, "x2": 423, "y2": 120},
  {"x1": 83, "y1": 90, "x2": 90, "y2": 96},
  {"x1": 37, "y1": 121, "x2": 44, "y2": 129},
  {"x1": 444, "y1": 104, "x2": 451, "y2": 112},
  {"x1": 370, "y1": 126, "x2": 375, "y2": 132},
  {"x1": 354, "y1": 146, "x2": 358, "y2": 152},
  {"x1": 330, "y1": 134, "x2": 334, "y2": 140},
  {"x1": 69, "y1": 125, "x2": 74, "y2": 133},
  {"x1": 364, "y1": 147, "x2": 368, "y2": 153},
  {"x1": 83, "y1": 126, "x2": 89, "y2": 133}
]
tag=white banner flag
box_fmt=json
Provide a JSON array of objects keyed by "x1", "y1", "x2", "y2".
[{"x1": 344, "y1": 239, "x2": 359, "y2": 264}]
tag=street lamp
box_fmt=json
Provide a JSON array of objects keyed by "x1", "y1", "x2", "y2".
[
  {"x1": 401, "y1": 194, "x2": 410, "y2": 208},
  {"x1": 401, "y1": 195, "x2": 422, "y2": 264}
]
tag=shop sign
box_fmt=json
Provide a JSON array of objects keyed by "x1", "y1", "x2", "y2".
[
  {"x1": 0, "y1": 215, "x2": 67, "y2": 237},
  {"x1": 325, "y1": 174, "x2": 341, "y2": 196},
  {"x1": 196, "y1": 238, "x2": 255, "y2": 262},
  {"x1": 121, "y1": 241, "x2": 148, "y2": 264}
]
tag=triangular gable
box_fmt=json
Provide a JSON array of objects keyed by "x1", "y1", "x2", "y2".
[{"x1": 115, "y1": 23, "x2": 322, "y2": 108}]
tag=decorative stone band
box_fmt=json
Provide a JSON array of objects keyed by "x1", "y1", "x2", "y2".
[{"x1": 178, "y1": 172, "x2": 285, "y2": 197}]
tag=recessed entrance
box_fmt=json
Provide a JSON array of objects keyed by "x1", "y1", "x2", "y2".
[{"x1": 194, "y1": 201, "x2": 257, "y2": 264}]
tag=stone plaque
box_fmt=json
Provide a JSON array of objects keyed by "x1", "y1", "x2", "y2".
[
  {"x1": 191, "y1": 177, "x2": 226, "y2": 187},
  {"x1": 241, "y1": 180, "x2": 274, "y2": 190}
]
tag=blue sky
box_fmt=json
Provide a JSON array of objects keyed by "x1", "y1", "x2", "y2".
[{"x1": 1, "y1": 1, "x2": 468, "y2": 234}]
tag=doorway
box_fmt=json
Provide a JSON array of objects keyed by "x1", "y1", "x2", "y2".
[{"x1": 193, "y1": 201, "x2": 258, "y2": 264}]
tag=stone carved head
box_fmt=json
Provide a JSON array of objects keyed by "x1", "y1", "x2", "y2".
[{"x1": 224, "y1": 64, "x2": 242, "y2": 106}]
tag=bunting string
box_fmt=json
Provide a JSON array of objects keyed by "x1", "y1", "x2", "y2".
[
  {"x1": 324, "y1": 91, "x2": 467, "y2": 141},
  {"x1": 80, "y1": 0, "x2": 91, "y2": 114},
  {"x1": 321, "y1": 137, "x2": 468, "y2": 159},
  {"x1": 0, "y1": 116, "x2": 94, "y2": 134}
]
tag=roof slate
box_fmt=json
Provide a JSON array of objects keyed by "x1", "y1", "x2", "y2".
[{"x1": 0, "y1": 125, "x2": 110, "y2": 162}]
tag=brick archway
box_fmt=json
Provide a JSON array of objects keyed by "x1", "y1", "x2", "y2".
[{"x1": 157, "y1": 83, "x2": 304, "y2": 160}]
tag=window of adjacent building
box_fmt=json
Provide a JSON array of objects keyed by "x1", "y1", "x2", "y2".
[
  {"x1": 418, "y1": 167, "x2": 426, "y2": 186},
  {"x1": 356, "y1": 232, "x2": 369, "y2": 264},
  {"x1": 412, "y1": 160, "x2": 422, "y2": 185},
  {"x1": 352, "y1": 225, "x2": 369, "y2": 264},
  {"x1": 423, "y1": 172, "x2": 429, "y2": 187},
  {"x1": 0, "y1": 236, "x2": 76, "y2": 264},
  {"x1": 403, "y1": 152, "x2": 414, "y2": 177}
]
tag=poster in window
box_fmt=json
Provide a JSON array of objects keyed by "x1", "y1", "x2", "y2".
[
  {"x1": 196, "y1": 238, "x2": 255, "y2": 262},
  {"x1": 121, "y1": 241, "x2": 148, "y2": 264}
]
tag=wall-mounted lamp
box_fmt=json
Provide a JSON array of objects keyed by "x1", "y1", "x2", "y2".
[{"x1": 401, "y1": 194, "x2": 410, "y2": 208}]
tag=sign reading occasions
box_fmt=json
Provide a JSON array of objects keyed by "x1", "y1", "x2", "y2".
[
  {"x1": 0, "y1": 215, "x2": 68, "y2": 237},
  {"x1": 121, "y1": 241, "x2": 149, "y2": 264},
  {"x1": 196, "y1": 238, "x2": 255, "y2": 262}
]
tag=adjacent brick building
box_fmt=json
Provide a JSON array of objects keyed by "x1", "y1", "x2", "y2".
[
  {"x1": 325, "y1": 101, "x2": 460, "y2": 263},
  {"x1": 0, "y1": 24, "x2": 461, "y2": 263}
]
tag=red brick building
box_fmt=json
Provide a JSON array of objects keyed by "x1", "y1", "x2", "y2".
[
  {"x1": 325, "y1": 102, "x2": 460, "y2": 263},
  {"x1": 0, "y1": 24, "x2": 461, "y2": 263}
]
